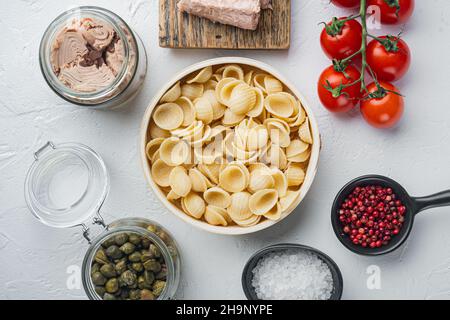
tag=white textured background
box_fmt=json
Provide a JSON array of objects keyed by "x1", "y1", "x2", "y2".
[{"x1": 1, "y1": 0, "x2": 450, "y2": 300}]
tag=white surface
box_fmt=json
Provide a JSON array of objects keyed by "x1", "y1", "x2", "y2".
[{"x1": 1, "y1": 0, "x2": 450, "y2": 300}]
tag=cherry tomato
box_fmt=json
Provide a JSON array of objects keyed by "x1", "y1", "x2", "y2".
[
  {"x1": 366, "y1": 36, "x2": 411, "y2": 82},
  {"x1": 331, "y1": 0, "x2": 361, "y2": 8},
  {"x1": 368, "y1": 0, "x2": 415, "y2": 25},
  {"x1": 318, "y1": 65, "x2": 361, "y2": 113},
  {"x1": 360, "y1": 82, "x2": 404, "y2": 129},
  {"x1": 320, "y1": 17, "x2": 363, "y2": 60}
]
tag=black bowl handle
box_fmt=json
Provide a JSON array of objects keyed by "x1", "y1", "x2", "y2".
[{"x1": 413, "y1": 190, "x2": 450, "y2": 214}]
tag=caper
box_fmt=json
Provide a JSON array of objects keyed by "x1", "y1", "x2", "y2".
[
  {"x1": 91, "y1": 272, "x2": 107, "y2": 286},
  {"x1": 115, "y1": 260, "x2": 127, "y2": 275},
  {"x1": 155, "y1": 268, "x2": 167, "y2": 280},
  {"x1": 91, "y1": 263, "x2": 101, "y2": 275},
  {"x1": 140, "y1": 289, "x2": 155, "y2": 300},
  {"x1": 149, "y1": 244, "x2": 161, "y2": 258},
  {"x1": 128, "y1": 252, "x2": 142, "y2": 263},
  {"x1": 120, "y1": 270, "x2": 137, "y2": 287},
  {"x1": 143, "y1": 259, "x2": 161, "y2": 273},
  {"x1": 103, "y1": 293, "x2": 117, "y2": 300},
  {"x1": 147, "y1": 225, "x2": 157, "y2": 233},
  {"x1": 156, "y1": 230, "x2": 169, "y2": 243},
  {"x1": 141, "y1": 237, "x2": 151, "y2": 249},
  {"x1": 128, "y1": 234, "x2": 141, "y2": 245},
  {"x1": 137, "y1": 275, "x2": 152, "y2": 290},
  {"x1": 105, "y1": 278, "x2": 119, "y2": 294},
  {"x1": 106, "y1": 245, "x2": 123, "y2": 260},
  {"x1": 119, "y1": 289, "x2": 130, "y2": 300},
  {"x1": 102, "y1": 236, "x2": 116, "y2": 248},
  {"x1": 129, "y1": 289, "x2": 141, "y2": 300},
  {"x1": 152, "y1": 280, "x2": 166, "y2": 297},
  {"x1": 100, "y1": 264, "x2": 116, "y2": 278},
  {"x1": 131, "y1": 262, "x2": 144, "y2": 273},
  {"x1": 94, "y1": 249, "x2": 109, "y2": 265},
  {"x1": 141, "y1": 250, "x2": 153, "y2": 262},
  {"x1": 114, "y1": 233, "x2": 129, "y2": 246},
  {"x1": 144, "y1": 271, "x2": 155, "y2": 285},
  {"x1": 119, "y1": 242, "x2": 135, "y2": 255},
  {"x1": 95, "y1": 286, "x2": 106, "y2": 297}
]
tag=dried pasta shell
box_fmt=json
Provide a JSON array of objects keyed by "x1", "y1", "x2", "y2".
[
  {"x1": 249, "y1": 189, "x2": 279, "y2": 216},
  {"x1": 264, "y1": 93, "x2": 295, "y2": 119},
  {"x1": 261, "y1": 146, "x2": 288, "y2": 170},
  {"x1": 189, "y1": 168, "x2": 213, "y2": 193},
  {"x1": 299, "y1": 117, "x2": 313, "y2": 144},
  {"x1": 181, "y1": 83, "x2": 204, "y2": 101},
  {"x1": 280, "y1": 190, "x2": 299, "y2": 211},
  {"x1": 228, "y1": 83, "x2": 257, "y2": 115},
  {"x1": 289, "y1": 148, "x2": 311, "y2": 163},
  {"x1": 212, "y1": 73, "x2": 223, "y2": 82},
  {"x1": 149, "y1": 119, "x2": 171, "y2": 139},
  {"x1": 264, "y1": 202, "x2": 282, "y2": 221},
  {"x1": 217, "y1": 79, "x2": 242, "y2": 105},
  {"x1": 271, "y1": 168, "x2": 288, "y2": 198},
  {"x1": 194, "y1": 141, "x2": 222, "y2": 165},
  {"x1": 286, "y1": 139, "x2": 309, "y2": 159},
  {"x1": 153, "y1": 103, "x2": 184, "y2": 131},
  {"x1": 204, "y1": 206, "x2": 228, "y2": 226},
  {"x1": 159, "y1": 137, "x2": 190, "y2": 166},
  {"x1": 205, "y1": 79, "x2": 218, "y2": 91},
  {"x1": 248, "y1": 168, "x2": 275, "y2": 193},
  {"x1": 198, "y1": 163, "x2": 221, "y2": 184},
  {"x1": 204, "y1": 187, "x2": 231, "y2": 208},
  {"x1": 244, "y1": 70, "x2": 254, "y2": 85},
  {"x1": 265, "y1": 118, "x2": 291, "y2": 148},
  {"x1": 182, "y1": 192, "x2": 206, "y2": 219},
  {"x1": 187, "y1": 66, "x2": 213, "y2": 84},
  {"x1": 221, "y1": 64, "x2": 244, "y2": 81},
  {"x1": 222, "y1": 109, "x2": 246, "y2": 126},
  {"x1": 151, "y1": 159, "x2": 174, "y2": 187},
  {"x1": 247, "y1": 87, "x2": 265, "y2": 118},
  {"x1": 219, "y1": 164, "x2": 249, "y2": 193},
  {"x1": 151, "y1": 149, "x2": 161, "y2": 164},
  {"x1": 235, "y1": 214, "x2": 261, "y2": 227},
  {"x1": 160, "y1": 82, "x2": 181, "y2": 103},
  {"x1": 264, "y1": 76, "x2": 283, "y2": 94},
  {"x1": 289, "y1": 102, "x2": 306, "y2": 128},
  {"x1": 194, "y1": 97, "x2": 214, "y2": 125},
  {"x1": 146, "y1": 138, "x2": 164, "y2": 162},
  {"x1": 253, "y1": 73, "x2": 269, "y2": 94},
  {"x1": 203, "y1": 90, "x2": 226, "y2": 120},
  {"x1": 167, "y1": 190, "x2": 181, "y2": 201},
  {"x1": 285, "y1": 164, "x2": 306, "y2": 187},
  {"x1": 247, "y1": 125, "x2": 269, "y2": 151},
  {"x1": 249, "y1": 163, "x2": 270, "y2": 173},
  {"x1": 227, "y1": 192, "x2": 253, "y2": 222},
  {"x1": 175, "y1": 97, "x2": 196, "y2": 127},
  {"x1": 169, "y1": 166, "x2": 192, "y2": 197}
]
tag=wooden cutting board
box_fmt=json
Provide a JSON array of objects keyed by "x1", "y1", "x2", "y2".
[{"x1": 159, "y1": 0, "x2": 291, "y2": 49}]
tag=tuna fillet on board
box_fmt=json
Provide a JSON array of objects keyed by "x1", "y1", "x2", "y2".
[{"x1": 177, "y1": 0, "x2": 273, "y2": 31}]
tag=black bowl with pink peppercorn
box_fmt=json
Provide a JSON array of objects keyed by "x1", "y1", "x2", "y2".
[{"x1": 332, "y1": 175, "x2": 450, "y2": 256}]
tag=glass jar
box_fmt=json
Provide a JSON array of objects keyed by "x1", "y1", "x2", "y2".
[
  {"x1": 24, "y1": 141, "x2": 180, "y2": 300},
  {"x1": 39, "y1": 6, "x2": 147, "y2": 109},
  {"x1": 82, "y1": 218, "x2": 180, "y2": 300}
]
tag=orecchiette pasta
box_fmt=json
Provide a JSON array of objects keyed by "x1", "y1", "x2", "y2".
[{"x1": 147, "y1": 64, "x2": 314, "y2": 228}]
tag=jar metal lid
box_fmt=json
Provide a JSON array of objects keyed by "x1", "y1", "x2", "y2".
[{"x1": 25, "y1": 141, "x2": 109, "y2": 229}]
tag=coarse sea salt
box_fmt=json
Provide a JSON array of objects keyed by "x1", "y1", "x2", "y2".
[{"x1": 251, "y1": 250, "x2": 334, "y2": 300}]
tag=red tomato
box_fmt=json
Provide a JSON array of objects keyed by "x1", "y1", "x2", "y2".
[
  {"x1": 367, "y1": 36, "x2": 411, "y2": 82},
  {"x1": 368, "y1": 0, "x2": 415, "y2": 25},
  {"x1": 360, "y1": 82, "x2": 404, "y2": 129},
  {"x1": 331, "y1": 0, "x2": 361, "y2": 8},
  {"x1": 320, "y1": 18, "x2": 363, "y2": 60},
  {"x1": 318, "y1": 65, "x2": 361, "y2": 113}
]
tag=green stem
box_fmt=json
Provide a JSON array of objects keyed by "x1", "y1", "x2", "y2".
[{"x1": 359, "y1": 0, "x2": 369, "y2": 93}]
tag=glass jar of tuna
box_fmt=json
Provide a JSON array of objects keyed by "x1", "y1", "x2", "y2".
[
  {"x1": 25, "y1": 142, "x2": 180, "y2": 300},
  {"x1": 39, "y1": 6, "x2": 147, "y2": 109}
]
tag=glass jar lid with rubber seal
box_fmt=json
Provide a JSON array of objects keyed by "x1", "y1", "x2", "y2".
[{"x1": 24, "y1": 141, "x2": 180, "y2": 300}]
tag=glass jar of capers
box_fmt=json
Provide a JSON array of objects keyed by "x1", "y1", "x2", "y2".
[{"x1": 82, "y1": 218, "x2": 180, "y2": 300}]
